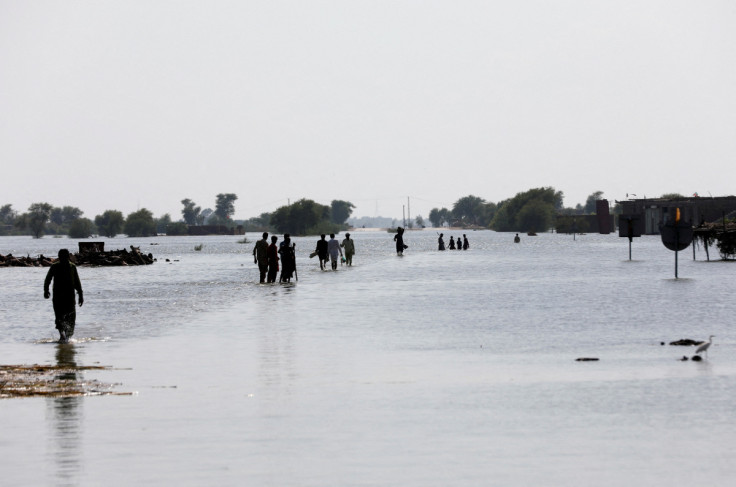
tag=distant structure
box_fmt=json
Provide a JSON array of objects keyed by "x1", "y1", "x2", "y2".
[
  {"x1": 618, "y1": 196, "x2": 736, "y2": 235},
  {"x1": 555, "y1": 199, "x2": 614, "y2": 234}
]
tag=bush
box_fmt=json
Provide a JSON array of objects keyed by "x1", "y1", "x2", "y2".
[
  {"x1": 68, "y1": 218, "x2": 95, "y2": 238},
  {"x1": 124, "y1": 208, "x2": 156, "y2": 237},
  {"x1": 717, "y1": 232, "x2": 736, "y2": 260},
  {"x1": 166, "y1": 222, "x2": 189, "y2": 236}
]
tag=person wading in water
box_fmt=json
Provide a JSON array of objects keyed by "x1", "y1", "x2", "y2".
[
  {"x1": 267, "y1": 235, "x2": 279, "y2": 283},
  {"x1": 315, "y1": 234, "x2": 329, "y2": 270},
  {"x1": 341, "y1": 233, "x2": 355, "y2": 266},
  {"x1": 44, "y1": 249, "x2": 84, "y2": 343},
  {"x1": 394, "y1": 227, "x2": 407, "y2": 255},
  {"x1": 253, "y1": 232, "x2": 269, "y2": 283}
]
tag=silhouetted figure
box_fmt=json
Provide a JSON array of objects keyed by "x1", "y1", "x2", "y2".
[
  {"x1": 328, "y1": 233, "x2": 342, "y2": 270},
  {"x1": 253, "y1": 232, "x2": 269, "y2": 283},
  {"x1": 44, "y1": 249, "x2": 83, "y2": 343},
  {"x1": 315, "y1": 234, "x2": 329, "y2": 270},
  {"x1": 438, "y1": 233, "x2": 445, "y2": 251},
  {"x1": 279, "y1": 234, "x2": 296, "y2": 283},
  {"x1": 514, "y1": 233, "x2": 521, "y2": 243},
  {"x1": 448, "y1": 236, "x2": 456, "y2": 250},
  {"x1": 463, "y1": 234, "x2": 469, "y2": 250},
  {"x1": 341, "y1": 233, "x2": 355, "y2": 266},
  {"x1": 267, "y1": 236, "x2": 279, "y2": 283},
  {"x1": 394, "y1": 227, "x2": 407, "y2": 255}
]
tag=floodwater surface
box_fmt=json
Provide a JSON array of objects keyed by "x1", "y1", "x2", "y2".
[{"x1": 1, "y1": 231, "x2": 735, "y2": 486}]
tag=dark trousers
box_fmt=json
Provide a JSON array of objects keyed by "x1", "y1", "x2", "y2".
[
  {"x1": 267, "y1": 266, "x2": 278, "y2": 283},
  {"x1": 53, "y1": 300, "x2": 76, "y2": 338},
  {"x1": 258, "y1": 263, "x2": 268, "y2": 283}
]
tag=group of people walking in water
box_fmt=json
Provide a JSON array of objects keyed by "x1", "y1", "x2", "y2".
[
  {"x1": 252, "y1": 232, "x2": 298, "y2": 283},
  {"x1": 252, "y1": 228, "x2": 482, "y2": 284},
  {"x1": 252, "y1": 232, "x2": 356, "y2": 283},
  {"x1": 39, "y1": 228, "x2": 478, "y2": 342},
  {"x1": 313, "y1": 233, "x2": 355, "y2": 270},
  {"x1": 437, "y1": 233, "x2": 469, "y2": 251}
]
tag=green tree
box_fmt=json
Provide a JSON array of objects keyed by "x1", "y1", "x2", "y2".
[
  {"x1": 166, "y1": 222, "x2": 189, "y2": 236},
  {"x1": 243, "y1": 212, "x2": 272, "y2": 233},
  {"x1": 516, "y1": 199, "x2": 555, "y2": 233},
  {"x1": 271, "y1": 199, "x2": 336, "y2": 235},
  {"x1": 181, "y1": 198, "x2": 201, "y2": 225},
  {"x1": 0, "y1": 204, "x2": 17, "y2": 226},
  {"x1": 214, "y1": 193, "x2": 238, "y2": 223},
  {"x1": 452, "y1": 195, "x2": 487, "y2": 226},
  {"x1": 660, "y1": 193, "x2": 685, "y2": 199},
  {"x1": 330, "y1": 200, "x2": 355, "y2": 225},
  {"x1": 155, "y1": 213, "x2": 172, "y2": 234},
  {"x1": 50, "y1": 206, "x2": 83, "y2": 225},
  {"x1": 490, "y1": 187, "x2": 562, "y2": 232},
  {"x1": 68, "y1": 218, "x2": 95, "y2": 238},
  {"x1": 415, "y1": 215, "x2": 425, "y2": 228},
  {"x1": 428, "y1": 208, "x2": 442, "y2": 227},
  {"x1": 124, "y1": 208, "x2": 156, "y2": 237},
  {"x1": 95, "y1": 210, "x2": 125, "y2": 238},
  {"x1": 429, "y1": 207, "x2": 451, "y2": 227},
  {"x1": 21, "y1": 202, "x2": 54, "y2": 238},
  {"x1": 584, "y1": 191, "x2": 604, "y2": 214},
  {"x1": 478, "y1": 202, "x2": 498, "y2": 227}
]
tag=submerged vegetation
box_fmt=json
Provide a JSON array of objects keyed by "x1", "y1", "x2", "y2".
[
  {"x1": 695, "y1": 215, "x2": 736, "y2": 260},
  {"x1": 0, "y1": 364, "x2": 131, "y2": 398}
]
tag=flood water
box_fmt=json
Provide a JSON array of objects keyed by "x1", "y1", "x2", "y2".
[{"x1": 1, "y1": 231, "x2": 735, "y2": 486}]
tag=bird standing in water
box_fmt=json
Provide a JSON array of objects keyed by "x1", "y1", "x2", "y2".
[{"x1": 695, "y1": 335, "x2": 715, "y2": 358}]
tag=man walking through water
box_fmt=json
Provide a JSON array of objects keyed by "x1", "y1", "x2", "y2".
[
  {"x1": 44, "y1": 249, "x2": 83, "y2": 343},
  {"x1": 253, "y1": 232, "x2": 269, "y2": 283},
  {"x1": 267, "y1": 235, "x2": 279, "y2": 283},
  {"x1": 341, "y1": 233, "x2": 355, "y2": 266},
  {"x1": 315, "y1": 234, "x2": 329, "y2": 270},
  {"x1": 328, "y1": 233, "x2": 343, "y2": 270},
  {"x1": 394, "y1": 227, "x2": 407, "y2": 255}
]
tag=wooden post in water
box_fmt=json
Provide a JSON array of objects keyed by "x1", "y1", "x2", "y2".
[{"x1": 675, "y1": 229, "x2": 679, "y2": 279}]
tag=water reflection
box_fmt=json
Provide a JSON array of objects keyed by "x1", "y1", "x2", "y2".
[
  {"x1": 256, "y1": 288, "x2": 297, "y2": 399},
  {"x1": 46, "y1": 344, "x2": 83, "y2": 486}
]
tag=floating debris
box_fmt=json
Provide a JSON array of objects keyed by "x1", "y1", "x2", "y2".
[
  {"x1": 575, "y1": 357, "x2": 599, "y2": 361},
  {"x1": 0, "y1": 245, "x2": 154, "y2": 268},
  {"x1": 0, "y1": 364, "x2": 131, "y2": 398},
  {"x1": 669, "y1": 339, "x2": 704, "y2": 346}
]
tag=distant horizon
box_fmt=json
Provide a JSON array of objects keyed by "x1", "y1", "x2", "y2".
[{"x1": 4, "y1": 190, "x2": 735, "y2": 224}]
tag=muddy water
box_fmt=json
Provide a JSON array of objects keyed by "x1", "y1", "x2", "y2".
[{"x1": 1, "y1": 232, "x2": 735, "y2": 486}]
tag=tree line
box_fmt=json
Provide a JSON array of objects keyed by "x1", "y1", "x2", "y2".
[
  {"x1": 0, "y1": 194, "x2": 357, "y2": 239},
  {"x1": 1, "y1": 187, "x2": 654, "y2": 238},
  {"x1": 0, "y1": 193, "x2": 241, "y2": 239},
  {"x1": 428, "y1": 188, "x2": 624, "y2": 233}
]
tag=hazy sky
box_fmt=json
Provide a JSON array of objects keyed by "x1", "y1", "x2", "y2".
[{"x1": 2, "y1": 1, "x2": 735, "y2": 221}]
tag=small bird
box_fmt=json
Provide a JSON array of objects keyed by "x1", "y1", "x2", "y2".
[{"x1": 695, "y1": 335, "x2": 715, "y2": 358}]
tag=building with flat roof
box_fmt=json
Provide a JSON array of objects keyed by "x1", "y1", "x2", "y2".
[{"x1": 618, "y1": 196, "x2": 736, "y2": 234}]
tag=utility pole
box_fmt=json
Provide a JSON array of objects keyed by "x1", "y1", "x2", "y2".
[{"x1": 407, "y1": 197, "x2": 411, "y2": 227}]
